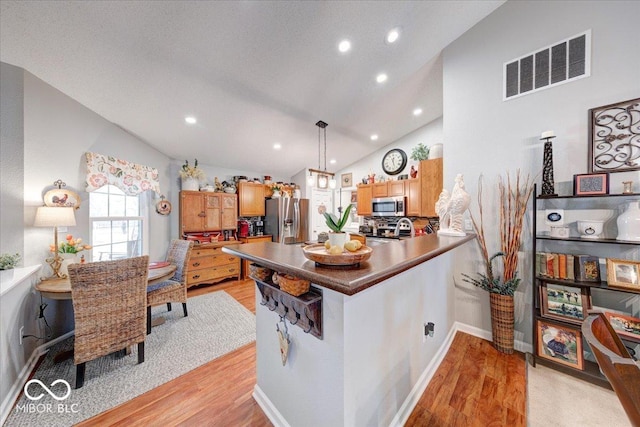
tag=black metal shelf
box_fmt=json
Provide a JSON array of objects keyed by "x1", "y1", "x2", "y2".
[
  {"x1": 535, "y1": 276, "x2": 640, "y2": 295},
  {"x1": 535, "y1": 235, "x2": 639, "y2": 245}
]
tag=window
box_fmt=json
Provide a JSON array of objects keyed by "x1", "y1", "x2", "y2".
[{"x1": 89, "y1": 184, "x2": 143, "y2": 261}]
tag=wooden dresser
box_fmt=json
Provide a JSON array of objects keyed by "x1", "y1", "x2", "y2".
[
  {"x1": 185, "y1": 241, "x2": 241, "y2": 288},
  {"x1": 238, "y1": 235, "x2": 273, "y2": 279}
]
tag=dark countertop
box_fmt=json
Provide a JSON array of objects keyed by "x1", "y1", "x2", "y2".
[{"x1": 222, "y1": 233, "x2": 475, "y2": 296}]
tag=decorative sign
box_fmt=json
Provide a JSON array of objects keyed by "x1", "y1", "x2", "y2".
[{"x1": 43, "y1": 180, "x2": 81, "y2": 209}]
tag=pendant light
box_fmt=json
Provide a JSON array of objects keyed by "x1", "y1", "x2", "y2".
[{"x1": 308, "y1": 120, "x2": 335, "y2": 188}]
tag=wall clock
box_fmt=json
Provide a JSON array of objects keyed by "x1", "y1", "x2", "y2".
[{"x1": 381, "y1": 149, "x2": 407, "y2": 176}]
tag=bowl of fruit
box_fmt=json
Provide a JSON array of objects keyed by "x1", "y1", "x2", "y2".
[{"x1": 301, "y1": 238, "x2": 373, "y2": 267}]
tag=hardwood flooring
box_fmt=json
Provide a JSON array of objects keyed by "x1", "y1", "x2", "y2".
[{"x1": 78, "y1": 279, "x2": 526, "y2": 426}]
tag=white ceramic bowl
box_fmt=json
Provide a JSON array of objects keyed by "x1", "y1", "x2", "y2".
[{"x1": 576, "y1": 220, "x2": 605, "y2": 239}]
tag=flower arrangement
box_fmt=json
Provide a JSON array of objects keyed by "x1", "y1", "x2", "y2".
[
  {"x1": 0, "y1": 253, "x2": 21, "y2": 270},
  {"x1": 323, "y1": 204, "x2": 354, "y2": 233},
  {"x1": 179, "y1": 159, "x2": 206, "y2": 180},
  {"x1": 271, "y1": 184, "x2": 282, "y2": 192},
  {"x1": 462, "y1": 171, "x2": 535, "y2": 296},
  {"x1": 51, "y1": 234, "x2": 92, "y2": 254},
  {"x1": 410, "y1": 143, "x2": 430, "y2": 161}
]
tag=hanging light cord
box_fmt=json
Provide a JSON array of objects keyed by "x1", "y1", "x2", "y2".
[{"x1": 323, "y1": 127, "x2": 327, "y2": 171}]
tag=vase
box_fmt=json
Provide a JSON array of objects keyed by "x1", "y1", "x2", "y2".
[
  {"x1": 328, "y1": 232, "x2": 349, "y2": 249},
  {"x1": 60, "y1": 253, "x2": 79, "y2": 277},
  {"x1": 489, "y1": 293, "x2": 514, "y2": 354},
  {"x1": 272, "y1": 190, "x2": 281, "y2": 199},
  {"x1": 616, "y1": 200, "x2": 640, "y2": 242},
  {"x1": 428, "y1": 143, "x2": 443, "y2": 159},
  {"x1": 181, "y1": 177, "x2": 199, "y2": 191}
]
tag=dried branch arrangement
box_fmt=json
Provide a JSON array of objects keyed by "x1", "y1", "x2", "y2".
[{"x1": 463, "y1": 170, "x2": 535, "y2": 296}]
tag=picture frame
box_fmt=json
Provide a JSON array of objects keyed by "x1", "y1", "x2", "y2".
[
  {"x1": 603, "y1": 311, "x2": 640, "y2": 343},
  {"x1": 540, "y1": 283, "x2": 590, "y2": 325},
  {"x1": 573, "y1": 173, "x2": 609, "y2": 196},
  {"x1": 537, "y1": 319, "x2": 584, "y2": 370},
  {"x1": 43, "y1": 188, "x2": 81, "y2": 210},
  {"x1": 574, "y1": 255, "x2": 601, "y2": 282},
  {"x1": 350, "y1": 191, "x2": 357, "y2": 204},
  {"x1": 588, "y1": 97, "x2": 640, "y2": 174},
  {"x1": 606, "y1": 258, "x2": 640, "y2": 291},
  {"x1": 341, "y1": 173, "x2": 353, "y2": 188}
]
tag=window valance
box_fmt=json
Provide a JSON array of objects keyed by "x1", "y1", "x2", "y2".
[{"x1": 85, "y1": 152, "x2": 161, "y2": 196}]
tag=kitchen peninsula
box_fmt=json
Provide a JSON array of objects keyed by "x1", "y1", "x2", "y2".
[{"x1": 223, "y1": 233, "x2": 475, "y2": 427}]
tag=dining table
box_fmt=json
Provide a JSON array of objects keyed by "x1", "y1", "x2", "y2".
[{"x1": 35, "y1": 263, "x2": 177, "y2": 300}]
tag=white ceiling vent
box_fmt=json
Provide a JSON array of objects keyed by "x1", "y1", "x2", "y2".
[{"x1": 504, "y1": 30, "x2": 591, "y2": 101}]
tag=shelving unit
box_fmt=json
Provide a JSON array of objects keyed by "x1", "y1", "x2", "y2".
[{"x1": 531, "y1": 185, "x2": 639, "y2": 388}]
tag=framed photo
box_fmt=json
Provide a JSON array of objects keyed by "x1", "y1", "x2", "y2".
[
  {"x1": 537, "y1": 320, "x2": 584, "y2": 370},
  {"x1": 350, "y1": 191, "x2": 357, "y2": 203},
  {"x1": 341, "y1": 173, "x2": 353, "y2": 188},
  {"x1": 574, "y1": 255, "x2": 601, "y2": 282},
  {"x1": 540, "y1": 283, "x2": 590, "y2": 325},
  {"x1": 606, "y1": 258, "x2": 640, "y2": 291},
  {"x1": 588, "y1": 97, "x2": 640, "y2": 174},
  {"x1": 603, "y1": 311, "x2": 640, "y2": 343},
  {"x1": 43, "y1": 188, "x2": 81, "y2": 209},
  {"x1": 573, "y1": 173, "x2": 609, "y2": 196}
]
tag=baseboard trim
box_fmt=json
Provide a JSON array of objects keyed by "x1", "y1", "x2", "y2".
[
  {"x1": 455, "y1": 322, "x2": 532, "y2": 354},
  {"x1": 0, "y1": 330, "x2": 74, "y2": 426},
  {"x1": 253, "y1": 385, "x2": 291, "y2": 427}
]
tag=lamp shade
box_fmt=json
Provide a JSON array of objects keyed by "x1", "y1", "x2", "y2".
[{"x1": 34, "y1": 206, "x2": 76, "y2": 227}]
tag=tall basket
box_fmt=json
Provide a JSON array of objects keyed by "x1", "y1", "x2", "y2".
[{"x1": 490, "y1": 293, "x2": 514, "y2": 354}]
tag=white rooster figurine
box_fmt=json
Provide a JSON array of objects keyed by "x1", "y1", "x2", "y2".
[{"x1": 437, "y1": 174, "x2": 470, "y2": 236}]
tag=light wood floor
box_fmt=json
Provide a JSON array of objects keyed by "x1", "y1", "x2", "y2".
[{"x1": 79, "y1": 279, "x2": 526, "y2": 426}]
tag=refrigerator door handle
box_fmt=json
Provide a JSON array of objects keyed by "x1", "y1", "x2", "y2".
[{"x1": 294, "y1": 199, "x2": 300, "y2": 241}]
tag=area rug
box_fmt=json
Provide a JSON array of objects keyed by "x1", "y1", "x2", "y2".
[
  {"x1": 527, "y1": 363, "x2": 630, "y2": 426},
  {"x1": 4, "y1": 291, "x2": 255, "y2": 427}
]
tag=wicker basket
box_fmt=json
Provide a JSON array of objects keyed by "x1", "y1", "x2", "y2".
[
  {"x1": 248, "y1": 263, "x2": 272, "y2": 282},
  {"x1": 490, "y1": 293, "x2": 514, "y2": 354},
  {"x1": 277, "y1": 274, "x2": 310, "y2": 296}
]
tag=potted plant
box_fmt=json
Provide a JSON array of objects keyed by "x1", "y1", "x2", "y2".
[
  {"x1": 323, "y1": 204, "x2": 354, "y2": 248},
  {"x1": 52, "y1": 234, "x2": 92, "y2": 276},
  {"x1": 270, "y1": 184, "x2": 282, "y2": 198},
  {"x1": 179, "y1": 159, "x2": 205, "y2": 191},
  {"x1": 410, "y1": 143, "x2": 430, "y2": 161},
  {"x1": 0, "y1": 252, "x2": 21, "y2": 270},
  {"x1": 462, "y1": 171, "x2": 534, "y2": 354}
]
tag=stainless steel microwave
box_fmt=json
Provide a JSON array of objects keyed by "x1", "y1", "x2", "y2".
[{"x1": 371, "y1": 197, "x2": 405, "y2": 217}]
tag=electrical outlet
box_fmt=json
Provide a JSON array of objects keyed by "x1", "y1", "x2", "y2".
[{"x1": 19, "y1": 326, "x2": 24, "y2": 345}]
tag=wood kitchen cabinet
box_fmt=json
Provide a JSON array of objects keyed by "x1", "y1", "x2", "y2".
[
  {"x1": 388, "y1": 180, "x2": 405, "y2": 197},
  {"x1": 419, "y1": 158, "x2": 443, "y2": 218},
  {"x1": 372, "y1": 182, "x2": 388, "y2": 198},
  {"x1": 356, "y1": 184, "x2": 373, "y2": 216},
  {"x1": 238, "y1": 182, "x2": 266, "y2": 217},
  {"x1": 404, "y1": 178, "x2": 421, "y2": 216},
  {"x1": 180, "y1": 191, "x2": 238, "y2": 234},
  {"x1": 184, "y1": 242, "x2": 240, "y2": 287}
]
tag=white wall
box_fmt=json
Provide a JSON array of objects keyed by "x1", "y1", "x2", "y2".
[{"x1": 442, "y1": 0, "x2": 640, "y2": 345}]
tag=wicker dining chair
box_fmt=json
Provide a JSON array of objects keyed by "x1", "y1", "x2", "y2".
[
  {"x1": 69, "y1": 255, "x2": 149, "y2": 389},
  {"x1": 146, "y1": 239, "x2": 193, "y2": 334}
]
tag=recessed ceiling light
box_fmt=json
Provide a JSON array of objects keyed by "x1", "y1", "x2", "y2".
[
  {"x1": 329, "y1": 159, "x2": 336, "y2": 165},
  {"x1": 370, "y1": 134, "x2": 379, "y2": 141},
  {"x1": 185, "y1": 116, "x2": 197, "y2": 124},
  {"x1": 338, "y1": 40, "x2": 351, "y2": 53},
  {"x1": 376, "y1": 73, "x2": 388, "y2": 84},
  {"x1": 386, "y1": 28, "x2": 400, "y2": 44},
  {"x1": 273, "y1": 143, "x2": 282, "y2": 150},
  {"x1": 413, "y1": 108, "x2": 423, "y2": 116}
]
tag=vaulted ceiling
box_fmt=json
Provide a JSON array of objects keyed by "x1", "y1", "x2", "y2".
[{"x1": 1, "y1": 1, "x2": 504, "y2": 177}]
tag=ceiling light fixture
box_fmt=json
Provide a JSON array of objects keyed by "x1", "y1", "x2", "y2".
[
  {"x1": 308, "y1": 120, "x2": 336, "y2": 189},
  {"x1": 185, "y1": 116, "x2": 197, "y2": 124},
  {"x1": 273, "y1": 143, "x2": 282, "y2": 150},
  {"x1": 376, "y1": 73, "x2": 388, "y2": 84},
  {"x1": 370, "y1": 134, "x2": 379, "y2": 141},
  {"x1": 413, "y1": 108, "x2": 423, "y2": 116},
  {"x1": 386, "y1": 28, "x2": 400, "y2": 44},
  {"x1": 338, "y1": 40, "x2": 351, "y2": 53}
]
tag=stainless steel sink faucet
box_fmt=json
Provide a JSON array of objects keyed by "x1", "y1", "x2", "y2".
[{"x1": 394, "y1": 218, "x2": 415, "y2": 237}]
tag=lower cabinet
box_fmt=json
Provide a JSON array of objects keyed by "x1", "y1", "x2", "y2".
[
  {"x1": 185, "y1": 242, "x2": 241, "y2": 288},
  {"x1": 239, "y1": 235, "x2": 273, "y2": 278}
]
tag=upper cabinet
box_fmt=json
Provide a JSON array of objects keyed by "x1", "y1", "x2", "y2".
[
  {"x1": 419, "y1": 158, "x2": 443, "y2": 218},
  {"x1": 357, "y1": 184, "x2": 373, "y2": 216},
  {"x1": 180, "y1": 191, "x2": 238, "y2": 234},
  {"x1": 238, "y1": 182, "x2": 266, "y2": 217}
]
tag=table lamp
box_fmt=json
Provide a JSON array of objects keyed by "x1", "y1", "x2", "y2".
[{"x1": 34, "y1": 206, "x2": 76, "y2": 279}]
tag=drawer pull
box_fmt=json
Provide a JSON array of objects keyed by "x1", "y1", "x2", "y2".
[
  {"x1": 192, "y1": 262, "x2": 201, "y2": 267},
  {"x1": 192, "y1": 274, "x2": 200, "y2": 279}
]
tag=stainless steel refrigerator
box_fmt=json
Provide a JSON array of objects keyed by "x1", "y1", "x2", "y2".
[{"x1": 264, "y1": 198, "x2": 309, "y2": 244}]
